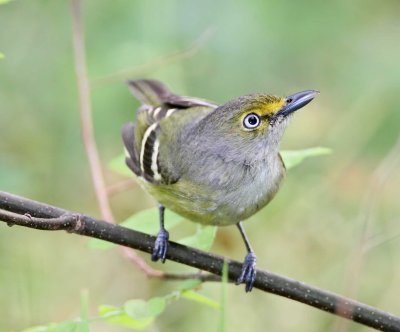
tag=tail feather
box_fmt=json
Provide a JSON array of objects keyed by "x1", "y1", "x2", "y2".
[{"x1": 127, "y1": 79, "x2": 171, "y2": 106}]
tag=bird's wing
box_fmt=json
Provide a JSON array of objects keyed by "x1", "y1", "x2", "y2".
[
  {"x1": 122, "y1": 79, "x2": 217, "y2": 184},
  {"x1": 121, "y1": 122, "x2": 141, "y2": 176}
]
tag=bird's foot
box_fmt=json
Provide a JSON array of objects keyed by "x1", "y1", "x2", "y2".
[
  {"x1": 236, "y1": 252, "x2": 257, "y2": 292},
  {"x1": 151, "y1": 228, "x2": 169, "y2": 263}
]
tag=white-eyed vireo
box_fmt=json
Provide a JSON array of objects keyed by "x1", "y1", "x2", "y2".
[{"x1": 122, "y1": 80, "x2": 318, "y2": 292}]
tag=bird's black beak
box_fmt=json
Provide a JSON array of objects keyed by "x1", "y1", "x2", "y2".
[{"x1": 275, "y1": 90, "x2": 319, "y2": 118}]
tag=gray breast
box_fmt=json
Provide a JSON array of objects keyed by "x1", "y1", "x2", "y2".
[{"x1": 184, "y1": 152, "x2": 285, "y2": 224}]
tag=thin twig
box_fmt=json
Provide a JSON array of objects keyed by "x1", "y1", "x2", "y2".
[
  {"x1": 120, "y1": 246, "x2": 163, "y2": 277},
  {"x1": 0, "y1": 191, "x2": 399, "y2": 332},
  {"x1": 111, "y1": 246, "x2": 219, "y2": 282},
  {"x1": 363, "y1": 229, "x2": 400, "y2": 253},
  {"x1": 91, "y1": 28, "x2": 213, "y2": 87},
  {"x1": 0, "y1": 210, "x2": 80, "y2": 231}
]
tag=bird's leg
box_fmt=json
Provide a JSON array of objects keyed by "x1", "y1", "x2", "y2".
[
  {"x1": 151, "y1": 204, "x2": 169, "y2": 263},
  {"x1": 236, "y1": 221, "x2": 257, "y2": 292}
]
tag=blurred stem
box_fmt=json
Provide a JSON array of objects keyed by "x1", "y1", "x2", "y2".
[
  {"x1": 70, "y1": 0, "x2": 114, "y2": 223},
  {"x1": 106, "y1": 179, "x2": 137, "y2": 196},
  {"x1": 91, "y1": 28, "x2": 213, "y2": 87},
  {"x1": 1, "y1": 191, "x2": 400, "y2": 332},
  {"x1": 120, "y1": 246, "x2": 163, "y2": 277},
  {"x1": 80, "y1": 289, "x2": 89, "y2": 322},
  {"x1": 218, "y1": 261, "x2": 228, "y2": 332},
  {"x1": 70, "y1": 0, "x2": 168, "y2": 279},
  {"x1": 333, "y1": 134, "x2": 400, "y2": 332}
]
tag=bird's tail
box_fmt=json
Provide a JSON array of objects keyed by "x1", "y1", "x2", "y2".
[{"x1": 127, "y1": 79, "x2": 172, "y2": 107}]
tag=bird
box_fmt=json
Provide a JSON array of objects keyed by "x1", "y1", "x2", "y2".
[{"x1": 122, "y1": 79, "x2": 318, "y2": 292}]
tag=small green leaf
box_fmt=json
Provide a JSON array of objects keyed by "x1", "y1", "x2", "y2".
[
  {"x1": 0, "y1": 0, "x2": 12, "y2": 5},
  {"x1": 0, "y1": 53, "x2": 4, "y2": 60},
  {"x1": 22, "y1": 326, "x2": 49, "y2": 332},
  {"x1": 124, "y1": 297, "x2": 166, "y2": 320},
  {"x1": 108, "y1": 153, "x2": 132, "y2": 177},
  {"x1": 88, "y1": 208, "x2": 184, "y2": 250},
  {"x1": 22, "y1": 321, "x2": 83, "y2": 332},
  {"x1": 99, "y1": 305, "x2": 122, "y2": 317},
  {"x1": 75, "y1": 321, "x2": 90, "y2": 332},
  {"x1": 181, "y1": 290, "x2": 219, "y2": 310},
  {"x1": 99, "y1": 287, "x2": 219, "y2": 330},
  {"x1": 122, "y1": 208, "x2": 183, "y2": 234},
  {"x1": 99, "y1": 305, "x2": 153, "y2": 329},
  {"x1": 177, "y1": 279, "x2": 202, "y2": 291},
  {"x1": 281, "y1": 147, "x2": 331, "y2": 170},
  {"x1": 99, "y1": 296, "x2": 169, "y2": 330},
  {"x1": 178, "y1": 225, "x2": 217, "y2": 250}
]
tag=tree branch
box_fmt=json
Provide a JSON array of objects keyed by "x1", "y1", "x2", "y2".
[{"x1": 0, "y1": 191, "x2": 399, "y2": 332}]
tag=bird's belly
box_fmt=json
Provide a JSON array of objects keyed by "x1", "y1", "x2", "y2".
[{"x1": 142, "y1": 167, "x2": 284, "y2": 226}]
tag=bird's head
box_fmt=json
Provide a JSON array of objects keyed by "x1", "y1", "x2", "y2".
[{"x1": 198, "y1": 90, "x2": 318, "y2": 161}]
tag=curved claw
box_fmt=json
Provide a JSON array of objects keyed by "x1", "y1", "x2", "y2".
[
  {"x1": 151, "y1": 228, "x2": 169, "y2": 263},
  {"x1": 236, "y1": 252, "x2": 257, "y2": 292}
]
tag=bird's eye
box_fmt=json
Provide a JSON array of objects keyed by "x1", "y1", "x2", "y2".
[{"x1": 243, "y1": 113, "x2": 261, "y2": 129}]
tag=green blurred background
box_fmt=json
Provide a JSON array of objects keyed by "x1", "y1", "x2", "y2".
[{"x1": 1, "y1": 0, "x2": 400, "y2": 331}]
